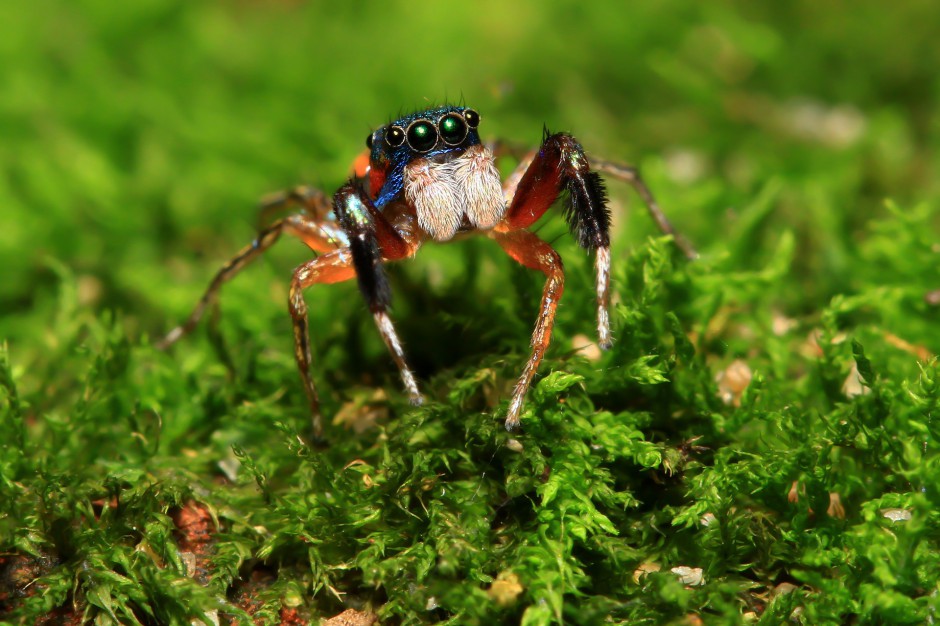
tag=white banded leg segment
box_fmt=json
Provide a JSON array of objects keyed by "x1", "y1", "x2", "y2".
[
  {"x1": 373, "y1": 311, "x2": 423, "y2": 405},
  {"x1": 595, "y1": 246, "x2": 612, "y2": 350}
]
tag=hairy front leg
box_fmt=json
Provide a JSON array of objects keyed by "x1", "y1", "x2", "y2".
[
  {"x1": 333, "y1": 182, "x2": 423, "y2": 404},
  {"x1": 501, "y1": 131, "x2": 613, "y2": 350}
]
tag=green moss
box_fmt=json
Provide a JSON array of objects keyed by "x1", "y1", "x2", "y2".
[{"x1": 3, "y1": 1, "x2": 940, "y2": 624}]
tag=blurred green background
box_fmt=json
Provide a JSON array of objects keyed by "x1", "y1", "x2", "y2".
[
  {"x1": 3, "y1": 0, "x2": 938, "y2": 351},
  {"x1": 3, "y1": 0, "x2": 940, "y2": 622}
]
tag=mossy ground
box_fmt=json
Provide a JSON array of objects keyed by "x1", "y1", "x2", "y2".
[{"x1": 2, "y1": 1, "x2": 940, "y2": 624}]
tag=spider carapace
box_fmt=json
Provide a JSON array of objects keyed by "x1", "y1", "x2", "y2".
[{"x1": 160, "y1": 105, "x2": 695, "y2": 437}]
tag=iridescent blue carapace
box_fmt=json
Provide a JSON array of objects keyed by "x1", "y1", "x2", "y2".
[{"x1": 366, "y1": 106, "x2": 482, "y2": 209}]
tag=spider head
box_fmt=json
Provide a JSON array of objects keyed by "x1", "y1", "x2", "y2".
[{"x1": 366, "y1": 106, "x2": 483, "y2": 208}]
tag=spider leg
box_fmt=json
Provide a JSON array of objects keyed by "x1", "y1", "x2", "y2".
[
  {"x1": 501, "y1": 148, "x2": 537, "y2": 206},
  {"x1": 158, "y1": 214, "x2": 343, "y2": 350},
  {"x1": 288, "y1": 248, "x2": 357, "y2": 436},
  {"x1": 486, "y1": 138, "x2": 532, "y2": 163},
  {"x1": 500, "y1": 131, "x2": 614, "y2": 348},
  {"x1": 290, "y1": 182, "x2": 421, "y2": 437},
  {"x1": 490, "y1": 230, "x2": 565, "y2": 431},
  {"x1": 589, "y1": 158, "x2": 698, "y2": 260},
  {"x1": 256, "y1": 185, "x2": 348, "y2": 248},
  {"x1": 331, "y1": 182, "x2": 423, "y2": 404}
]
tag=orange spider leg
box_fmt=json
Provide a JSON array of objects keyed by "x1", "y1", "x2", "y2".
[
  {"x1": 490, "y1": 230, "x2": 565, "y2": 431},
  {"x1": 158, "y1": 214, "x2": 345, "y2": 350},
  {"x1": 287, "y1": 249, "x2": 357, "y2": 436},
  {"x1": 255, "y1": 186, "x2": 347, "y2": 251}
]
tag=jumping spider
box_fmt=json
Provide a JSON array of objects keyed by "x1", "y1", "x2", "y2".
[{"x1": 160, "y1": 105, "x2": 695, "y2": 436}]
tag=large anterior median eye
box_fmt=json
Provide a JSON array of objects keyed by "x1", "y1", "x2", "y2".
[
  {"x1": 406, "y1": 120, "x2": 438, "y2": 152},
  {"x1": 439, "y1": 114, "x2": 468, "y2": 145}
]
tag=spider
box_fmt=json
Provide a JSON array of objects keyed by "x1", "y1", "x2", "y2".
[{"x1": 159, "y1": 105, "x2": 695, "y2": 437}]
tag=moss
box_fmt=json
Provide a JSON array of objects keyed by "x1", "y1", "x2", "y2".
[{"x1": 3, "y1": 1, "x2": 940, "y2": 624}]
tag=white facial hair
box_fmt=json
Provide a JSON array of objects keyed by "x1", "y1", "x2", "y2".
[{"x1": 403, "y1": 144, "x2": 505, "y2": 241}]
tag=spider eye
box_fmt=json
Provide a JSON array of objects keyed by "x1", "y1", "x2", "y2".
[
  {"x1": 366, "y1": 132, "x2": 374, "y2": 149},
  {"x1": 439, "y1": 114, "x2": 468, "y2": 145},
  {"x1": 385, "y1": 126, "x2": 405, "y2": 147},
  {"x1": 463, "y1": 109, "x2": 480, "y2": 129},
  {"x1": 406, "y1": 120, "x2": 438, "y2": 152}
]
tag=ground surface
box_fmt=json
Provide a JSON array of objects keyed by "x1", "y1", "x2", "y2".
[{"x1": 2, "y1": 1, "x2": 940, "y2": 624}]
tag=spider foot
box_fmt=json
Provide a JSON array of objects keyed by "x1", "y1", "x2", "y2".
[
  {"x1": 504, "y1": 394, "x2": 525, "y2": 432},
  {"x1": 156, "y1": 327, "x2": 184, "y2": 350}
]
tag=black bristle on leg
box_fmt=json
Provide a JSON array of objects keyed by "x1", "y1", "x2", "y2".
[
  {"x1": 349, "y1": 234, "x2": 392, "y2": 312},
  {"x1": 547, "y1": 132, "x2": 611, "y2": 251},
  {"x1": 564, "y1": 169, "x2": 611, "y2": 250},
  {"x1": 332, "y1": 182, "x2": 392, "y2": 312}
]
